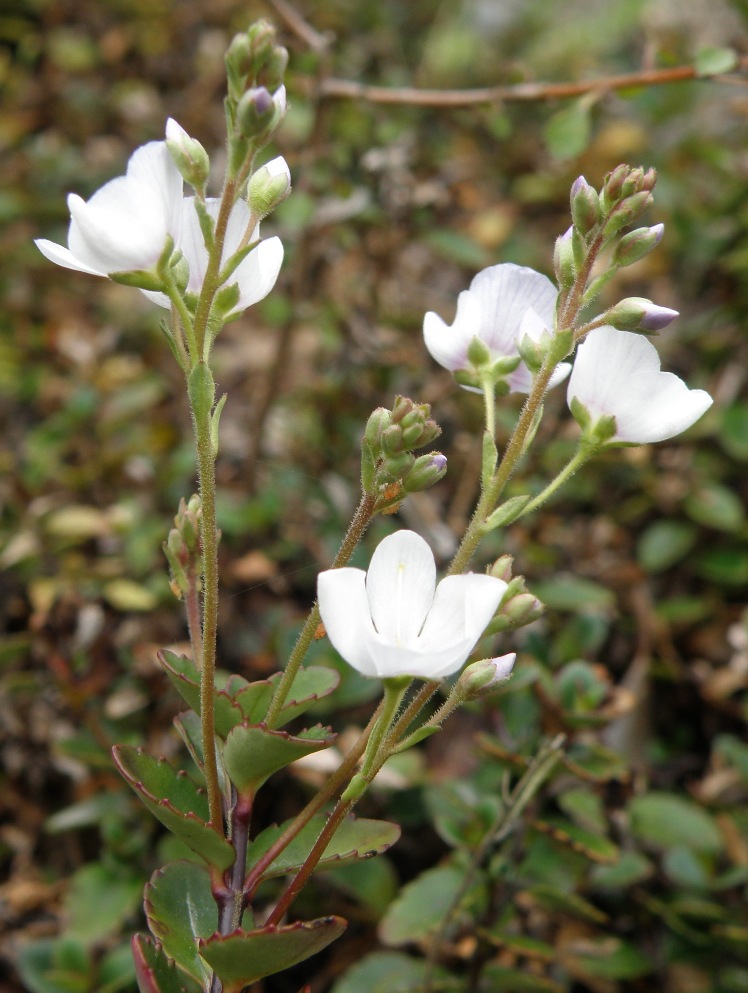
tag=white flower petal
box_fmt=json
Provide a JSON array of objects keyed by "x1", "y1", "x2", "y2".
[
  {"x1": 469, "y1": 263, "x2": 557, "y2": 354},
  {"x1": 568, "y1": 326, "x2": 712, "y2": 443},
  {"x1": 34, "y1": 238, "x2": 106, "y2": 276},
  {"x1": 423, "y1": 290, "x2": 484, "y2": 372},
  {"x1": 419, "y1": 574, "x2": 506, "y2": 652},
  {"x1": 232, "y1": 235, "x2": 284, "y2": 309},
  {"x1": 366, "y1": 531, "x2": 436, "y2": 644},
  {"x1": 317, "y1": 568, "x2": 378, "y2": 677}
]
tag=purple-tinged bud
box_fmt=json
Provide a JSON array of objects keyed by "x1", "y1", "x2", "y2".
[
  {"x1": 570, "y1": 176, "x2": 601, "y2": 235},
  {"x1": 456, "y1": 654, "x2": 516, "y2": 701},
  {"x1": 403, "y1": 451, "x2": 448, "y2": 493},
  {"x1": 640, "y1": 167, "x2": 657, "y2": 192},
  {"x1": 237, "y1": 87, "x2": 275, "y2": 138},
  {"x1": 390, "y1": 395, "x2": 416, "y2": 424},
  {"x1": 602, "y1": 191, "x2": 654, "y2": 239},
  {"x1": 611, "y1": 223, "x2": 664, "y2": 268},
  {"x1": 503, "y1": 593, "x2": 544, "y2": 627},
  {"x1": 603, "y1": 164, "x2": 629, "y2": 204},
  {"x1": 489, "y1": 554, "x2": 514, "y2": 583},
  {"x1": 620, "y1": 166, "x2": 645, "y2": 198},
  {"x1": 602, "y1": 296, "x2": 678, "y2": 334}
]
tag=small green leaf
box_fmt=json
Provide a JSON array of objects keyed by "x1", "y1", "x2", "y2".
[
  {"x1": 145, "y1": 861, "x2": 217, "y2": 986},
  {"x1": 199, "y1": 917, "x2": 347, "y2": 992},
  {"x1": 629, "y1": 792, "x2": 723, "y2": 853},
  {"x1": 481, "y1": 964, "x2": 566, "y2": 992},
  {"x1": 684, "y1": 483, "x2": 745, "y2": 532},
  {"x1": 696, "y1": 548, "x2": 748, "y2": 586},
  {"x1": 113, "y1": 746, "x2": 235, "y2": 870},
  {"x1": 17, "y1": 938, "x2": 91, "y2": 993},
  {"x1": 233, "y1": 665, "x2": 340, "y2": 725},
  {"x1": 695, "y1": 47, "x2": 739, "y2": 76},
  {"x1": 543, "y1": 99, "x2": 593, "y2": 160},
  {"x1": 132, "y1": 934, "x2": 202, "y2": 993},
  {"x1": 720, "y1": 403, "x2": 748, "y2": 460},
  {"x1": 379, "y1": 864, "x2": 465, "y2": 946},
  {"x1": 223, "y1": 723, "x2": 335, "y2": 794},
  {"x1": 65, "y1": 863, "x2": 142, "y2": 947},
  {"x1": 157, "y1": 650, "x2": 244, "y2": 738},
  {"x1": 567, "y1": 938, "x2": 652, "y2": 980},
  {"x1": 485, "y1": 494, "x2": 532, "y2": 530},
  {"x1": 522, "y1": 884, "x2": 609, "y2": 924},
  {"x1": 330, "y1": 951, "x2": 450, "y2": 993},
  {"x1": 531, "y1": 574, "x2": 615, "y2": 613},
  {"x1": 557, "y1": 787, "x2": 606, "y2": 834},
  {"x1": 247, "y1": 815, "x2": 401, "y2": 880},
  {"x1": 532, "y1": 818, "x2": 619, "y2": 864},
  {"x1": 591, "y1": 850, "x2": 653, "y2": 890},
  {"x1": 637, "y1": 520, "x2": 698, "y2": 572}
]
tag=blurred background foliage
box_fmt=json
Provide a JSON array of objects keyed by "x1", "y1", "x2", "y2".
[{"x1": 1, "y1": 0, "x2": 748, "y2": 990}]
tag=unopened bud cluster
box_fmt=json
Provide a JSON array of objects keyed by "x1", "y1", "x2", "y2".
[
  {"x1": 163, "y1": 495, "x2": 203, "y2": 600},
  {"x1": 361, "y1": 397, "x2": 446, "y2": 509},
  {"x1": 225, "y1": 20, "x2": 288, "y2": 161},
  {"x1": 485, "y1": 557, "x2": 544, "y2": 635}
]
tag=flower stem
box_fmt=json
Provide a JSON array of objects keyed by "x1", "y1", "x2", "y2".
[
  {"x1": 193, "y1": 408, "x2": 222, "y2": 831},
  {"x1": 519, "y1": 447, "x2": 592, "y2": 516},
  {"x1": 264, "y1": 491, "x2": 377, "y2": 728}
]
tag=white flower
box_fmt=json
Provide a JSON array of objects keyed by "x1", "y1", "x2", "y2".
[
  {"x1": 567, "y1": 326, "x2": 713, "y2": 444},
  {"x1": 423, "y1": 263, "x2": 571, "y2": 393},
  {"x1": 317, "y1": 530, "x2": 507, "y2": 680},
  {"x1": 142, "y1": 197, "x2": 283, "y2": 312},
  {"x1": 35, "y1": 139, "x2": 183, "y2": 277}
]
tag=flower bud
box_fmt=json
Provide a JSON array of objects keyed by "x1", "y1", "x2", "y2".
[
  {"x1": 502, "y1": 592, "x2": 544, "y2": 627},
  {"x1": 602, "y1": 297, "x2": 678, "y2": 334},
  {"x1": 603, "y1": 164, "x2": 629, "y2": 204},
  {"x1": 364, "y1": 407, "x2": 391, "y2": 451},
  {"x1": 611, "y1": 223, "x2": 663, "y2": 269},
  {"x1": 378, "y1": 451, "x2": 415, "y2": 483},
  {"x1": 166, "y1": 119, "x2": 210, "y2": 192},
  {"x1": 602, "y1": 191, "x2": 653, "y2": 239},
  {"x1": 390, "y1": 396, "x2": 418, "y2": 424},
  {"x1": 570, "y1": 176, "x2": 601, "y2": 235},
  {"x1": 381, "y1": 423, "x2": 404, "y2": 455},
  {"x1": 489, "y1": 554, "x2": 514, "y2": 583},
  {"x1": 403, "y1": 452, "x2": 447, "y2": 493},
  {"x1": 261, "y1": 45, "x2": 289, "y2": 92},
  {"x1": 248, "y1": 156, "x2": 291, "y2": 216},
  {"x1": 553, "y1": 226, "x2": 576, "y2": 289},
  {"x1": 237, "y1": 87, "x2": 276, "y2": 138},
  {"x1": 639, "y1": 167, "x2": 657, "y2": 192},
  {"x1": 456, "y1": 654, "x2": 516, "y2": 701},
  {"x1": 620, "y1": 166, "x2": 645, "y2": 198}
]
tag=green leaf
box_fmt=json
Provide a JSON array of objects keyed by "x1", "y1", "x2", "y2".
[
  {"x1": 522, "y1": 884, "x2": 609, "y2": 924},
  {"x1": 330, "y1": 951, "x2": 451, "y2": 993},
  {"x1": 145, "y1": 861, "x2": 217, "y2": 986},
  {"x1": 223, "y1": 723, "x2": 335, "y2": 794},
  {"x1": 557, "y1": 787, "x2": 607, "y2": 834},
  {"x1": 157, "y1": 650, "x2": 244, "y2": 738},
  {"x1": 531, "y1": 574, "x2": 615, "y2": 613},
  {"x1": 532, "y1": 818, "x2": 619, "y2": 864},
  {"x1": 684, "y1": 483, "x2": 745, "y2": 532},
  {"x1": 199, "y1": 917, "x2": 347, "y2": 992},
  {"x1": 566, "y1": 937, "x2": 652, "y2": 980},
  {"x1": 481, "y1": 965, "x2": 566, "y2": 992},
  {"x1": 590, "y1": 850, "x2": 653, "y2": 890},
  {"x1": 246, "y1": 815, "x2": 401, "y2": 880},
  {"x1": 132, "y1": 934, "x2": 202, "y2": 993},
  {"x1": 65, "y1": 863, "x2": 142, "y2": 946},
  {"x1": 543, "y1": 99, "x2": 593, "y2": 160},
  {"x1": 233, "y1": 665, "x2": 340, "y2": 725},
  {"x1": 629, "y1": 792, "x2": 723, "y2": 853},
  {"x1": 720, "y1": 403, "x2": 748, "y2": 460},
  {"x1": 379, "y1": 864, "x2": 465, "y2": 946},
  {"x1": 637, "y1": 520, "x2": 698, "y2": 572},
  {"x1": 113, "y1": 745, "x2": 235, "y2": 871},
  {"x1": 696, "y1": 548, "x2": 748, "y2": 586},
  {"x1": 715, "y1": 734, "x2": 748, "y2": 781},
  {"x1": 695, "y1": 46, "x2": 739, "y2": 76},
  {"x1": 17, "y1": 939, "x2": 91, "y2": 993}
]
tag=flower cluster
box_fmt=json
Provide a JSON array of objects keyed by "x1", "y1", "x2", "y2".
[{"x1": 35, "y1": 115, "x2": 289, "y2": 316}]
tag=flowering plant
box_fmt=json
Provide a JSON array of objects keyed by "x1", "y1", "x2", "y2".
[{"x1": 33, "y1": 20, "x2": 714, "y2": 993}]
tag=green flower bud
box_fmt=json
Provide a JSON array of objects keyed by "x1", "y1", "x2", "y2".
[
  {"x1": 602, "y1": 191, "x2": 653, "y2": 239},
  {"x1": 611, "y1": 224, "x2": 664, "y2": 268},
  {"x1": 502, "y1": 592, "x2": 544, "y2": 627},
  {"x1": 553, "y1": 227, "x2": 576, "y2": 289},
  {"x1": 602, "y1": 164, "x2": 629, "y2": 205},
  {"x1": 364, "y1": 406, "x2": 391, "y2": 451},
  {"x1": 236, "y1": 87, "x2": 276, "y2": 139},
  {"x1": 381, "y1": 423, "x2": 404, "y2": 455},
  {"x1": 165, "y1": 119, "x2": 210, "y2": 192},
  {"x1": 570, "y1": 176, "x2": 601, "y2": 235},
  {"x1": 378, "y1": 451, "x2": 415, "y2": 483},
  {"x1": 601, "y1": 296, "x2": 678, "y2": 333},
  {"x1": 403, "y1": 452, "x2": 447, "y2": 493},
  {"x1": 248, "y1": 157, "x2": 291, "y2": 216},
  {"x1": 455, "y1": 655, "x2": 516, "y2": 701},
  {"x1": 489, "y1": 554, "x2": 514, "y2": 582}
]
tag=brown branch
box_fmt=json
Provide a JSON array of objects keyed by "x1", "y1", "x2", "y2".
[
  {"x1": 318, "y1": 60, "x2": 748, "y2": 107},
  {"x1": 267, "y1": 0, "x2": 333, "y2": 52}
]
